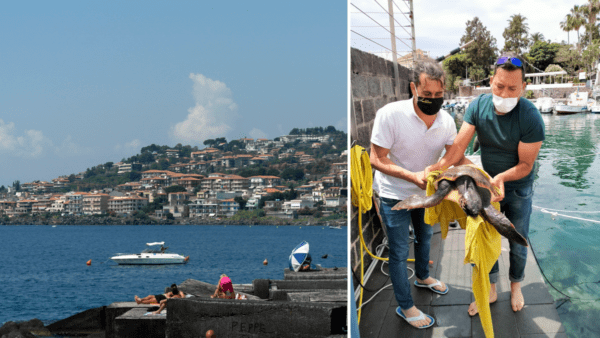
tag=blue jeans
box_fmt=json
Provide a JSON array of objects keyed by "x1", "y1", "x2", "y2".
[
  {"x1": 379, "y1": 197, "x2": 433, "y2": 310},
  {"x1": 489, "y1": 184, "x2": 533, "y2": 284}
]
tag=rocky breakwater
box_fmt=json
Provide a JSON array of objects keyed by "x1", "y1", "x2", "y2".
[
  {"x1": 0, "y1": 215, "x2": 342, "y2": 226},
  {"x1": 0, "y1": 319, "x2": 53, "y2": 338}
]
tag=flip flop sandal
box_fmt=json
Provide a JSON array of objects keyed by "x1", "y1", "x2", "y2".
[
  {"x1": 414, "y1": 279, "x2": 449, "y2": 295},
  {"x1": 396, "y1": 307, "x2": 434, "y2": 329}
]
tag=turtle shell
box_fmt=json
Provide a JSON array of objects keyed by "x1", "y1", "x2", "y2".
[{"x1": 434, "y1": 165, "x2": 497, "y2": 196}]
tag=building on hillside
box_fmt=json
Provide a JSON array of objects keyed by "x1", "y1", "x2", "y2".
[
  {"x1": 108, "y1": 196, "x2": 148, "y2": 216},
  {"x1": 83, "y1": 194, "x2": 109, "y2": 215},
  {"x1": 218, "y1": 198, "x2": 240, "y2": 217},
  {"x1": 188, "y1": 199, "x2": 218, "y2": 218}
]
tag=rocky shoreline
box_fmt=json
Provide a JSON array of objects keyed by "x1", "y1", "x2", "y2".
[{"x1": 0, "y1": 215, "x2": 345, "y2": 227}]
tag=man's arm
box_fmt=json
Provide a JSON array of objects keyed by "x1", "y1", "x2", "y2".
[
  {"x1": 369, "y1": 143, "x2": 427, "y2": 190},
  {"x1": 490, "y1": 140, "x2": 542, "y2": 202},
  {"x1": 426, "y1": 122, "x2": 476, "y2": 174}
]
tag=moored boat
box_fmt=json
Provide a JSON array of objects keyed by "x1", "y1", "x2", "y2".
[
  {"x1": 555, "y1": 90, "x2": 590, "y2": 115},
  {"x1": 110, "y1": 242, "x2": 189, "y2": 265}
]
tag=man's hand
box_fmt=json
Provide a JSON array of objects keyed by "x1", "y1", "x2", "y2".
[
  {"x1": 490, "y1": 175, "x2": 505, "y2": 203},
  {"x1": 412, "y1": 171, "x2": 427, "y2": 190}
]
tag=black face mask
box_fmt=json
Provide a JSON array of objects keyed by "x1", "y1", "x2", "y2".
[{"x1": 415, "y1": 89, "x2": 443, "y2": 116}]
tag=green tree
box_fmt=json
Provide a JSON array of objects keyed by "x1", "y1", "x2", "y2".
[
  {"x1": 129, "y1": 171, "x2": 141, "y2": 181},
  {"x1": 555, "y1": 44, "x2": 584, "y2": 75},
  {"x1": 12, "y1": 180, "x2": 20, "y2": 191},
  {"x1": 105, "y1": 162, "x2": 114, "y2": 170},
  {"x1": 527, "y1": 41, "x2": 561, "y2": 71},
  {"x1": 530, "y1": 32, "x2": 545, "y2": 46},
  {"x1": 459, "y1": 17, "x2": 498, "y2": 76},
  {"x1": 582, "y1": 40, "x2": 600, "y2": 75},
  {"x1": 569, "y1": 5, "x2": 586, "y2": 48},
  {"x1": 165, "y1": 185, "x2": 187, "y2": 193},
  {"x1": 234, "y1": 196, "x2": 246, "y2": 210},
  {"x1": 560, "y1": 14, "x2": 574, "y2": 45},
  {"x1": 503, "y1": 14, "x2": 529, "y2": 54}
]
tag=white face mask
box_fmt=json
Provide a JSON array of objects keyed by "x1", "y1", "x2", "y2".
[{"x1": 492, "y1": 94, "x2": 519, "y2": 113}]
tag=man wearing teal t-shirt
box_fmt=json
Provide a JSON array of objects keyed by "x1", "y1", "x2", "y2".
[{"x1": 427, "y1": 53, "x2": 545, "y2": 316}]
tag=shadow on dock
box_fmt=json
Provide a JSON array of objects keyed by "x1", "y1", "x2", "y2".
[{"x1": 358, "y1": 223, "x2": 566, "y2": 337}]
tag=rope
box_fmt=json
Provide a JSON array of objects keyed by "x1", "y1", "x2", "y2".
[
  {"x1": 534, "y1": 206, "x2": 600, "y2": 224},
  {"x1": 350, "y1": 144, "x2": 373, "y2": 324}
]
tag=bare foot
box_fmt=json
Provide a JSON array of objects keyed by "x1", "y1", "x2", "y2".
[
  {"x1": 135, "y1": 295, "x2": 141, "y2": 304},
  {"x1": 401, "y1": 306, "x2": 432, "y2": 328},
  {"x1": 468, "y1": 283, "x2": 497, "y2": 316},
  {"x1": 511, "y1": 282, "x2": 525, "y2": 312},
  {"x1": 152, "y1": 310, "x2": 161, "y2": 315},
  {"x1": 416, "y1": 277, "x2": 447, "y2": 293}
]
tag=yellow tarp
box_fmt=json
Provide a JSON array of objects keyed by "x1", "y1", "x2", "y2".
[{"x1": 423, "y1": 165, "x2": 501, "y2": 338}]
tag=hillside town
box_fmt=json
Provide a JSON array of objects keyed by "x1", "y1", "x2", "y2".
[{"x1": 0, "y1": 127, "x2": 347, "y2": 224}]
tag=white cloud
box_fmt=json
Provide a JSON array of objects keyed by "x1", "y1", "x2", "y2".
[
  {"x1": 249, "y1": 128, "x2": 268, "y2": 140},
  {"x1": 335, "y1": 117, "x2": 348, "y2": 132},
  {"x1": 54, "y1": 135, "x2": 89, "y2": 157},
  {"x1": 171, "y1": 73, "x2": 239, "y2": 144},
  {"x1": 115, "y1": 139, "x2": 142, "y2": 153},
  {"x1": 0, "y1": 119, "x2": 50, "y2": 158}
]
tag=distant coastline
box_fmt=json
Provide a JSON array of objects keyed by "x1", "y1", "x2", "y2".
[{"x1": 0, "y1": 215, "x2": 345, "y2": 226}]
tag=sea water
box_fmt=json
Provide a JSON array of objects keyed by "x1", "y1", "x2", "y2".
[
  {"x1": 0, "y1": 225, "x2": 347, "y2": 325},
  {"x1": 460, "y1": 112, "x2": 600, "y2": 337},
  {"x1": 530, "y1": 114, "x2": 600, "y2": 337}
]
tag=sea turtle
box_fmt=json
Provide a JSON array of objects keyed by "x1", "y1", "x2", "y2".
[{"x1": 392, "y1": 165, "x2": 528, "y2": 247}]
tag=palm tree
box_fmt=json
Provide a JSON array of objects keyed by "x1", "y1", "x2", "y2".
[
  {"x1": 570, "y1": 5, "x2": 586, "y2": 47},
  {"x1": 560, "y1": 15, "x2": 573, "y2": 45},
  {"x1": 581, "y1": 0, "x2": 600, "y2": 46},
  {"x1": 530, "y1": 32, "x2": 545, "y2": 45}
]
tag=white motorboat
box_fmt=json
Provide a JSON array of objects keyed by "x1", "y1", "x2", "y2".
[
  {"x1": 555, "y1": 89, "x2": 590, "y2": 115},
  {"x1": 536, "y1": 97, "x2": 555, "y2": 114},
  {"x1": 111, "y1": 242, "x2": 189, "y2": 265}
]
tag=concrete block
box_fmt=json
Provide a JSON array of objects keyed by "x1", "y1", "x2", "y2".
[
  {"x1": 114, "y1": 307, "x2": 165, "y2": 338},
  {"x1": 166, "y1": 298, "x2": 346, "y2": 338},
  {"x1": 46, "y1": 306, "x2": 105, "y2": 336},
  {"x1": 105, "y1": 302, "x2": 155, "y2": 338},
  {"x1": 272, "y1": 280, "x2": 346, "y2": 290},
  {"x1": 351, "y1": 47, "x2": 363, "y2": 74},
  {"x1": 283, "y1": 267, "x2": 347, "y2": 281},
  {"x1": 352, "y1": 74, "x2": 368, "y2": 99},
  {"x1": 361, "y1": 99, "x2": 376, "y2": 124},
  {"x1": 367, "y1": 77, "x2": 381, "y2": 97},
  {"x1": 353, "y1": 100, "x2": 363, "y2": 125}
]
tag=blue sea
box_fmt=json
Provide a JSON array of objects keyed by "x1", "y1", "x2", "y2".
[{"x1": 0, "y1": 225, "x2": 347, "y2": 326}]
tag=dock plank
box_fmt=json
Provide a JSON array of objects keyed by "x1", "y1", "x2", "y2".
[{"x1": 357, "y1": 226, "x2": 565, "y2": 337}]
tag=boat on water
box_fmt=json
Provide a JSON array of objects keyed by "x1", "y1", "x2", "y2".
[
  {"x1": 535, "y1": 97, "x2": 555, "y2": 114},
  {"x1": 555, "y1": 89, "x2": 590, "y2": 115},
  {"x1": 110, "y1": 242, "x2": 189, "y2": 265}
]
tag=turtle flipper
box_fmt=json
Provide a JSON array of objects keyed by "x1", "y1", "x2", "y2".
[
  {"x1": 392, "y1": 180, "x2": 453, "y2": 210},
  {"x1": 481, "y1": 205, "x2": 528, "y2": 247}
]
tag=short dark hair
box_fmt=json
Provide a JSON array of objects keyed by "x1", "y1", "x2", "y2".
[
  {"x1": 411, "y1": 61, "x2": 445, "y2": 88},
  {"x1": 494, "y1": 52, "x2": 526, "y2": 82},
  {"x1": 171, "y1": 284, "x2": 179, "y2": 294}
]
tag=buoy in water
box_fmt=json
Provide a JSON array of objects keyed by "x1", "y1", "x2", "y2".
[
  {"x1": 86, "y1": 259, "x2": 92, "y2": 266},
  {"x1": 206, "y1": 329, "x2": 215, "y2": 338},
  {"x1": 321, "y1": 254, "x2": 328, "y2": 259},
  {"x1": 184, "y1": 256, "x2": 190, "y2": 262},
  {"x1": 263, "y1": 258, "x2": 268, "y2": 265}
]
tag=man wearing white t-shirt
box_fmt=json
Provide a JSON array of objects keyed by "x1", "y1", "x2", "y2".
[{"x1": 370, "y1": 61, "x2": 469, "y2": 329}]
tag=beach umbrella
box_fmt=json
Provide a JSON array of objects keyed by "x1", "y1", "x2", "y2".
[{"x1": 289, "y1": 241, "x2": 310, "y2": 272}]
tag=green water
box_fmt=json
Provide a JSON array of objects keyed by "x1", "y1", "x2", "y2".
[
  {"x1": 455, "y1": 112, "x2": 600, "y2": 336},
  {"x1": 531, "y1": 114, "x2": 600, "y2": 337}
]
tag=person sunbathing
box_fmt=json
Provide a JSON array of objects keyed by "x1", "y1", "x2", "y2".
[{"x1": 135, "y1": 284, "x2": 185, "y2": 305}]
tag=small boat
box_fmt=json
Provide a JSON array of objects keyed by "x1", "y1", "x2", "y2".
[
  {"x1": 555, "y1": 89, "x2": 590, "y2": 115},
  {"x1": 536, "y1": 97, "x2": 555, "y2": 114},
  {"x1": 111, "y1": 242, "x2": 189, "y2": 265},
  {"x1": 590, "y1": 84, "x2": 600, "y2": 114}
]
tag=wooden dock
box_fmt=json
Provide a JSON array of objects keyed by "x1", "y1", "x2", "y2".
[{"x1": 357, "y1": 223, "x2": 566, "y2": 337}]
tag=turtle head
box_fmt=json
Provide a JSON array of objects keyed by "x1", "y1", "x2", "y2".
[{"x1": 459, "y1": 192, "x2": 483, "y2": 217}]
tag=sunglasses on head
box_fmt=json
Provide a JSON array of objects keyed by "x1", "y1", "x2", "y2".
[{"x1": 496, "y1": 57, "x2": 523, "y2": 68}]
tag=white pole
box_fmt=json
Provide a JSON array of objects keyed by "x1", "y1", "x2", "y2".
[{"x1": 388, "y1": 0, "x2": 400, "y2": 98}]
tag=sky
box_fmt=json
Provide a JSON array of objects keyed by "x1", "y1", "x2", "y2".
[
  {"x1": 0, "y1": 1, "x2": 348, "y2": 187},
  {"x1": 351, "y1": 0, "x2": 584, "y2": 60}
]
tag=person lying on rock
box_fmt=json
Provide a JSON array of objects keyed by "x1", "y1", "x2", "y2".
[{"x1": 135, "y1": 283, "x2": 185, "y2": 305}]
